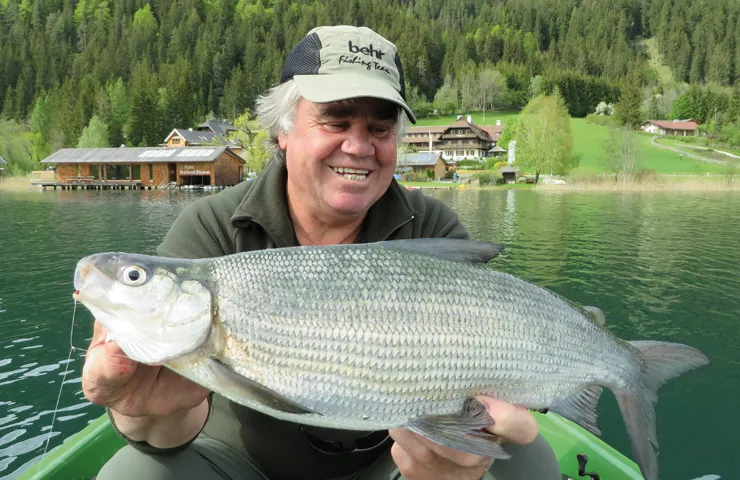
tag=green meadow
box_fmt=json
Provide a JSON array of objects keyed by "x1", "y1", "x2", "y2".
[
  {"x1": 416, "y1": 113, "x2": 727, "y2": 175},
  {"x1": 414, "y1": 111, "x2": 521, "y2": 127},
  {"x1": 569, "y1": 119, "x2": 726, "y2": 175}
]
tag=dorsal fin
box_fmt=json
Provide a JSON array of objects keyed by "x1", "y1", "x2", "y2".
[{"x1": 375, "y1": 239, "x2": 502, "y2": 263}]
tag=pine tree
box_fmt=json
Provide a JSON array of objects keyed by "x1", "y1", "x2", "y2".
[
  {"x1": 615, "y1": 77, "x2": 644, "y2": 129},
  {"x1": 1, "y1": 86, "x2": 14, "y2": 119},
  {"x1": 127, "y1": 61, "x2": 160, "y2": 147}
]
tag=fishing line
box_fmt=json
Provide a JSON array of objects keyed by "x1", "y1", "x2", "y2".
[{"x1": 42, "y1": 298, "x2": 81, "y2": 455}]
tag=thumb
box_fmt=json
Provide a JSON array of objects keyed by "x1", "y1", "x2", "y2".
[
  {"x1": 82, "y1": 334, "x2": 140, "y2": 404},
  {"x1": 475, "y1": 396, "x2": 538, "y2": 445}
]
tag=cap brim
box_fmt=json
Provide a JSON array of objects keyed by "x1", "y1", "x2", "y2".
[{"x1": 293, "y1": 73, "x2": 417, "y2": 124}]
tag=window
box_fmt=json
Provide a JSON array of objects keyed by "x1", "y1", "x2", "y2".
[
  {"x1": 172, "y1": 138, "x2": 180, "y2": 145},
  {"x1": 105, "y1": 164, "x2": 130, "y2": 180}
]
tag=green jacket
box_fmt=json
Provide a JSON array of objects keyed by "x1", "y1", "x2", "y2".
[{"x1": 156, "y1": 159, "x2": 468, "y2": 480}]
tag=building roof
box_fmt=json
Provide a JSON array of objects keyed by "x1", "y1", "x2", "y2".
[
  {"x1": 0, "y1": 156, "x2": 6, "y2": 165},
  {"x1": 401, "y1": 136, "x2": 440, "y2": 144},
  {"x1": 500, "y1": 166, "x2": 519, "y2": 173},
  {"x1": 405, "y1": 126, "x2": 447, "y2": 134},
  {"x1": 196, "y1": 119, "x2": 237, "y2": 136},
  {"x1": 164, "y1": 128, "x2": 231, "y2": 145},
  {"x1": 480, "y1": 125, "x2": 503, "y2": 139},
  {"x1": 40, "y1": 146, "x2": 244, "y2": 164},
  {"x1": 444, "y1": 118, "x2": 494, "y2": 141},
  {"x1": 399, "y1": 151, "x2": 443, "y2": 166},
  {"x1": 643, "y1": 120, "x2": 700, "y2": 131},
  {"x1": 489, "y1": 145, "x2": 507, "y2": 153}
]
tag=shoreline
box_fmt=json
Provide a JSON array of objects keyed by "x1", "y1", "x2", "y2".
[
  {"x1": 3, "y1": 174, "x2": 738, "y2": 193},
  {"x1": 0, "y1": 175, "x2": 36, "y2": 192}
]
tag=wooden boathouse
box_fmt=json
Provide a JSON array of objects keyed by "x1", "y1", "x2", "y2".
[{"x1": 38, "y1": 146, "x2": 244, "y2": 190}]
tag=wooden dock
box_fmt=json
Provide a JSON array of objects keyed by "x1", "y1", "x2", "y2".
[
  {"x1": 31, "y1": 180, "x2": 227, "y2": 191},
  {"x1": 32, "y1": 180, "x2": 151, "y2": 190}
]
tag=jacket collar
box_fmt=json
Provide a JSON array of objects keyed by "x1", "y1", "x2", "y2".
[{"x1": 230, "y1": 159, "x2": 415, "y2": 247}]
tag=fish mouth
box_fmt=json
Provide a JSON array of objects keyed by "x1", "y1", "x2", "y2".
[
  {"x1": 330, "y1": 166, "x2": 371, "y2": 182},
  {"x1": 73, "y1": 256, "x2": 114, "y2": 308}
]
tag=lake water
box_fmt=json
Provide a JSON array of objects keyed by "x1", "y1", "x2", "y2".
[{"x1": 0, "y1": 188, "x2": 737, "y2": 479}]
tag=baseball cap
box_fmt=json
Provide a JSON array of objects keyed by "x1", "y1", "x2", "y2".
[{"x1": 280, "y1": 25, "x2": 416, "y2": 124}]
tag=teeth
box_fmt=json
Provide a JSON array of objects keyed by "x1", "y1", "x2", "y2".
[{"x1": 332, "y1": 167, "x2": 369, "y2": 175}]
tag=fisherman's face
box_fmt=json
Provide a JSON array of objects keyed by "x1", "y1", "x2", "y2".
[{"x1": 279, "y1": 97, "x2": 399, "y2": 222}]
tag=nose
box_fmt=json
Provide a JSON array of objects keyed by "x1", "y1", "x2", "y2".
[{"x1": 341, "y1": 125, "x2": 375, "y2": 158}]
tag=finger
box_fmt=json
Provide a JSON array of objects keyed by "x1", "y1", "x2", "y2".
[
  {"x1": 389, "y1": 428, "x2": 437, "y2": 464},
  {"x1": 82, "y1": 340, "x2": 139, "y2": 402},
  {"x1": 391, "y1": 441, "x2": 488, "y2": 480},
  {"x1": 390, "y1": 429, "x2": 490, "y2": 469},
  {"x1": 87, "y1": 320, "x2": 110, "y2": 352},
  {"x1": 476, "y1": 396, "x2": 538, "y2": 444},
  {"x1": 82, "y1": 322, "x2": 141, "y2": 405},
  {"x1": 410, "y1": 431, "x2": 492, "y2": 468}
]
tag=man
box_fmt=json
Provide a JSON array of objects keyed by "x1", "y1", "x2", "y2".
[{"x1": 82, "y1": 25, "x2": 559, "y2": 480}]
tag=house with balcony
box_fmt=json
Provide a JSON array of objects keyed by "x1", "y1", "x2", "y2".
[{"x1": 402, "y1": 116, "x2": 503, "y2": 161}]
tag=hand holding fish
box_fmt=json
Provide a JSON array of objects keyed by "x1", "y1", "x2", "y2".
[
  {"x1": 389, "y1": 397, "x2": 538, "y2": 480},
  {"x1": 81, "y1": 320, "x2": 210, "y2": 448}
]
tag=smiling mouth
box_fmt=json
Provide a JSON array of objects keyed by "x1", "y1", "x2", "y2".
[{"x1": 331, "y1": 166, "x2": 370, "y2": 181}]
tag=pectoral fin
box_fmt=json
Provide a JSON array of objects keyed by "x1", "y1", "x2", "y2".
[
  {"x1": 207, "y1": 359, "x2": 315, "y2": 415},
  {"x1": 550, "y1": 385, "x2": 602, "y2": 436},
  {"x1": 404, "y1": 398, "x2": 511, "y2": 459}
]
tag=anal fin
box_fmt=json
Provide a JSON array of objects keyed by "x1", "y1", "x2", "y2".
[
  {"x1": 208, "y1": 358, "x2": 315, "y2": 415},
  {"x1": 405, "y1": 398, "x2": 511, "y2": 459},
  {"x1": 550, "y1": 385, "x2": 602, "y2": 436}
]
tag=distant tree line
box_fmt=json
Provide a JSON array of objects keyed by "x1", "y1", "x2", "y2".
[{"x1": 1, "y1": 0, "x2": 740, "y2": 174}]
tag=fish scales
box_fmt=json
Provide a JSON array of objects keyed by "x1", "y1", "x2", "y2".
[{"x1": 208, "y1": 245, "x2": 632, "y2": 423}]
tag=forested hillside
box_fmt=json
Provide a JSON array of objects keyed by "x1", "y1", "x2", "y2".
[{"x1": 1, "y1": 0, "x2": 739, "y2": 172}]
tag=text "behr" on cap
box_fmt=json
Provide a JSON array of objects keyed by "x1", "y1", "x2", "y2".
[{"x1": 348, "y1": 41, "x2": 385, "y2": 60}]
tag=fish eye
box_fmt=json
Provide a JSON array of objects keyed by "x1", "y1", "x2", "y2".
[{"x1": 121, "y1": 266, "x2": 148, "y2": 286}]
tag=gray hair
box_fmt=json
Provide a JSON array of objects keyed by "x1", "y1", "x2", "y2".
[{"x1": 255, "y1": 79, "x2": 408, "y2": 166}]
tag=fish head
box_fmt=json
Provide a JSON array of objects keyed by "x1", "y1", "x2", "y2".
[{"x1": 73, "y1": 253, "x2": 213, "y2": 364}]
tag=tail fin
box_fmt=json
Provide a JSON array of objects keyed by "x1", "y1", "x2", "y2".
[{"x1": 616, "y1": 341, "x2": 710, "y2": 480}]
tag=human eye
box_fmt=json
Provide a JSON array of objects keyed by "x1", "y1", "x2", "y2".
[
  {"x1": 370, "y1": 125, "x2": 393, "y2": 138},
  {"x1": 323, "y1": 122, "x2": 349, "y2": 133}
]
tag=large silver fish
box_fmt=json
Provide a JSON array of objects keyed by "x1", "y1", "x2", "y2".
[{"x1": 72, "y1": 239, "x2": 709, "y2": 480}]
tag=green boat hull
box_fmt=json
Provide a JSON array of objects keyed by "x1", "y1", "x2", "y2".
[{"x1": 18, "y1": 412, "x2": 641, "y2": 480}]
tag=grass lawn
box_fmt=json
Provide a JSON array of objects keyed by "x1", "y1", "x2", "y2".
[
  {"x1": 415, "y1": 110, "x2": 520, "y2": 127},
  {"x1": 560, "y1": 119, "x2": 726, "y2": 175}
]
